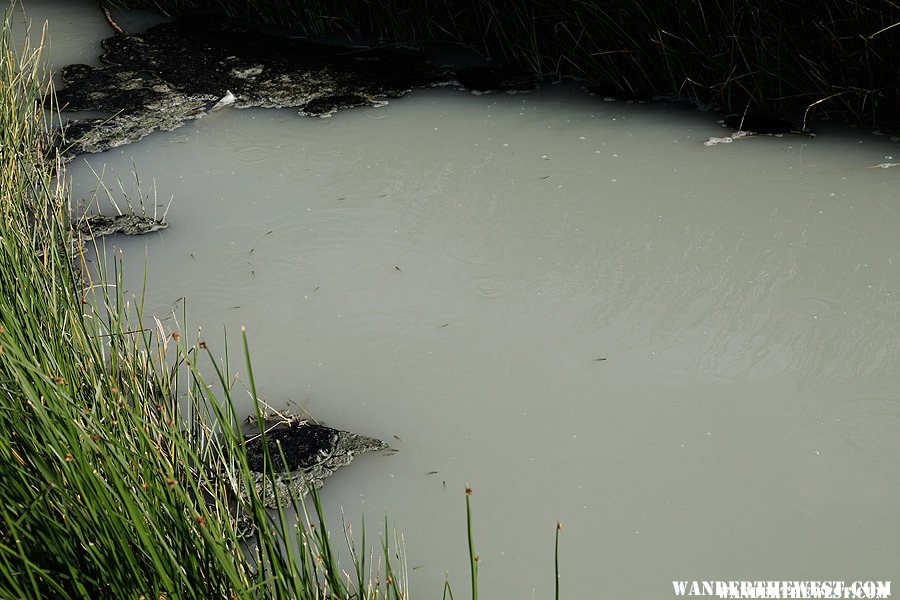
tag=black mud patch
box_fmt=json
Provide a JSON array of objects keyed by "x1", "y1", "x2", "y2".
[
  {"x1": 244, "y1": 422, "x2": 340, "y2": 473},
  {"x1": 454, "y1": 65, "x2": 538, "y2": 94},
  {"x1": 56, "y1": 17, "x2": 538, "y2": 157},
  {"x1": 723, "y1": 113, "x2": 800, "y2": 135},
  {"x1": 583, "y1": 82, "x2": 653, "y2": 102},
  {"x1": 239, "y1": 414, "x2": 387, "y2": 515}
]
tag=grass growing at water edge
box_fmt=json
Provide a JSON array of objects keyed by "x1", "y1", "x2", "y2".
[
  {"x1": 465, "y1": 487, "x2": 477, "y2": 600},
  {"x1": 0, "y1": 6, "x2": 413, "y2": 598},
  {"x1": 2, "y1": 5, "x2": 566, "y2": 597}
]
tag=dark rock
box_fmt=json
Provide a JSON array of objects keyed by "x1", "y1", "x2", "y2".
[
  {"x1": 584, "y1": 83, "x2": 618, "y2": 97},
  {"x1": 454, "y1": 65, "x2": 538, "y2": 94},
  {"x1": 724, "y1": 113, "x2": 799, "y2": 134},
  {"x1": 584, "y1": 82, "x2": 652, "y2": 101}
]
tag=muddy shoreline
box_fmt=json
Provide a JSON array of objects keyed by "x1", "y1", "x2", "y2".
[
  {"x1": 57, "y1": 16, "x2": 537, "y2": 156},
  {"x1": 55, "y1": 14, "x2": 541, "y2": 514}
]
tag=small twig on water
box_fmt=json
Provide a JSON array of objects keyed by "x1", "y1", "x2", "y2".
[{"x1": 96, "y1": 1, "x2": 124, "y2": 35}]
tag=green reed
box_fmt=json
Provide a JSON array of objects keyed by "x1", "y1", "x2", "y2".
[
  {"x1": 2, "y1": 4, "x2": 565, "y2": 596},
  {"x1": 464, "y1": 487, "x2": 477, "y2": 600},
  {"x1": 0, "y1": 6, "x2": 409, "y2": 598}
]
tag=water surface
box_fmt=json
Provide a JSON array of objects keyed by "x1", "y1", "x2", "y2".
[{"x1": 23, "y1": 1, "x2": 900, "y2": 596}]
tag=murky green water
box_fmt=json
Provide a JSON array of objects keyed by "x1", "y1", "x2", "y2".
[{"x1": 20, "y1": 1, "x2": 900, "y2": 596}]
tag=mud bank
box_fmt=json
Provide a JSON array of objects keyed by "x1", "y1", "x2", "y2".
[{"x1": 57, "y1": 16, "x2": 535, "y2": 155}]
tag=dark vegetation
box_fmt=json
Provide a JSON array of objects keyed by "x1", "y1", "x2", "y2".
[{"x1": 111, "y1": 0, "x2": 900, "y2": 130}]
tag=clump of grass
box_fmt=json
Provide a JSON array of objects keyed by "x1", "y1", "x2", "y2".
[
  {"x1": 0, "y1": 6, "x2": 410, "y2": 598},
  {"x1": 112, "y1": 0, "x2": 900, "y2": 129}
]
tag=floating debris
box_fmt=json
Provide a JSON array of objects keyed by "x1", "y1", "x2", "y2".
[{"x1": 704, "y1": 130, "x2": 751, "y2": 146}]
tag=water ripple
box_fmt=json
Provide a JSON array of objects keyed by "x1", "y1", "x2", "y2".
[
  {"x1": 833, "y1": 396, "x2": 900, "y2": 455},
  {"x1": 468, "y1": 276, "x2": 510, "y2": 298},
  {"x1": 389, "y1": 329, "x2": 511, "y2": 394},
  {"x1": 233, "y1": 145, "x2": 271, "y2": 163},
  {"x1": 873, "y1": 181, "x2": 900, "y2": 220},
  {"x1": 725, "y1": 181, "x2": 863, "y2": 250},
  {"x1": 782, "y1": 291, "x2": 848, "y2": 324}
]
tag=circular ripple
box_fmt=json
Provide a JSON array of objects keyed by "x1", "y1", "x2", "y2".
[
  {"x1": 362, "y1": 107, "x2": 390, "y2": 119},
  {"x1": 782, "y1": 291, "x2": 848, "y2": 324},
  {"x1": 469, "y1": 276, "x2": 510, "y2": 298},
  {"x1": 234, "y1": 145, "x2": 271, "y2": 163}
]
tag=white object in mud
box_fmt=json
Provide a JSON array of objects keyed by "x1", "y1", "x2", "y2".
[{"x1": 211, "y1": 90, "x2": 236, "y2": 111}]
